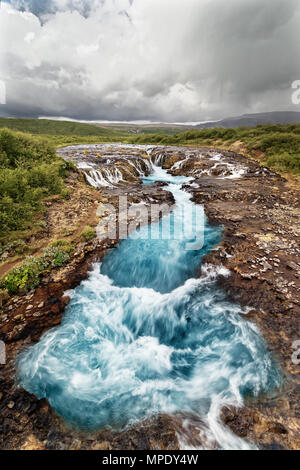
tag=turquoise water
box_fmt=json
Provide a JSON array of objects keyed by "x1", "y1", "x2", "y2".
[{"x1": 17, "y1": 165, "x2": 281, "y2": 449}]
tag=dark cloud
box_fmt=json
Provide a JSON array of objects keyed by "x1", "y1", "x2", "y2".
[
  {"x1": 1, "y1": 0, "x2": 300, "y2": 122},
  {"x1": 7, "y1": 0, "x2": 53, "y2": 18}
]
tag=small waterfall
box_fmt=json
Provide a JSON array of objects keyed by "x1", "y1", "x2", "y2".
[
  {"x1": 103, "y1": 167, "x2": 123, "y2": 184},
  {"x1": 143, "y1": 157, "x2": 153, "y2": 173},
  {"x1": 171, "y1": 157, "x2": 190, "y2": 170},
  {"x1": 151, "y1": 153, "x2": 166, "y2": 167},
  {"x1": 193, "y1": 154, "x2": 247, "y2": 180},
  {"x1": 127, "y1": 158, "x2": 152, "y2": 177},
  {"x1": 83, "y1": 167, "x2": 123, "y2": 188},
  {"x1": 84, "y1": 170, "x2": 110, "y2": 188}
]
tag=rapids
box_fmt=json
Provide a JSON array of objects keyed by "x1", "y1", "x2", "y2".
[{"x1": 17, "y1": 158, "x2": 281, "y2": 450}]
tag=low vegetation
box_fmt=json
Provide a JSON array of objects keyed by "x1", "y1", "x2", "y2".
[
  {"x1": 0, "y1": 117, "x2": 120, "y2": 137},
  {"x1": 0, "y1": 242, "x2": 72, "y2": 294},
  {"x1": 81, "y1": 226, "x2": 97, "y2": 241},
  {"x1": 0, "y1": 128, "x2": 73, "y2": 238}
]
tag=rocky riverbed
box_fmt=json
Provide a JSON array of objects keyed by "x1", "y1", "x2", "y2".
[{"x1": 0, "y1": 144, "x2": 299, "y2": 450}]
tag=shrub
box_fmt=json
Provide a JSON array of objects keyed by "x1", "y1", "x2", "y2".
[
  {"x1": 50, "y1": 239, "x2": 73, "y2": 253},
  {"x1": 60, "y1": 188, "x2": 71, "y2": 200},
  {"x1": 43, "y1": 246, "x2": 70, "y2": 268},
  {"x1": 81, "y1": 226, "x2": 96, "y2": 241},
  {"x1": 0, "y1": 129, "x2": 67, "y2": 236},
  {"x1": 0, "y1": 128, "x2": 56, "y2": 168},
  {"x1": 2, "y1": 256, "x2": 46, "y2": 294},
  {"x1": 1, "y1": 244, "x2": 71, "y2": 294},
  {"x1": 266, "y1": 152, "x2": 300, "y2": 172}
]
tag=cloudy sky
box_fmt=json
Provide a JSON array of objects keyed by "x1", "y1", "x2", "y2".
[{"x1": 0, "y1": 0, "x2": 300, "y2": 122}]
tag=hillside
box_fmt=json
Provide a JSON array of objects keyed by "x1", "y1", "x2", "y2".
[
  {"x1": 194, "y1": 111, "x2": 300, "y2": 129},
  {"x1": 0, "y1": 118, "x2": 120, "y2": 137}
]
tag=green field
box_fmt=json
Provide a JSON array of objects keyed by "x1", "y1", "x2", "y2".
[
  {"x1": 0, "y1": 118, "x2": 180, "y2": 139},
  {"x1": 0, "y1": 117, "x2": 125, "y2": 137}
]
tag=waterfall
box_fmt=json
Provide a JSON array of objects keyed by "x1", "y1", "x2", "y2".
[
  {"x1": 83, "y1": 167, "x2": 124, "y2": 188},
  {"x1": 17, "y1": 161, "x2": 281, "y2": 450},
  {"x1": 151, "y1": 153, "x2": 166, "y2": 167},
  {"x1": 127, "y1": 158, "x2": 152, "y2": 177},
  {"x1": 171, "y1": 157, "x2": 190, "y2": 170}
]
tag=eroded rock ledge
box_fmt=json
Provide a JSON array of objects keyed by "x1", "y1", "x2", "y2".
[{"x1": 0, "y1": 145, "x2": 299, "y2": 450}]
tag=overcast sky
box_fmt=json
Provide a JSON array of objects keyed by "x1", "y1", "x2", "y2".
[{"x1": 0, "y1": 0, "x2": 300, "y2": 122}]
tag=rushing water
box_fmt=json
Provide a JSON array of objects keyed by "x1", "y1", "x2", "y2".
[{"x1": 17, "y1": 161, "x2": 281, "y2": 449}]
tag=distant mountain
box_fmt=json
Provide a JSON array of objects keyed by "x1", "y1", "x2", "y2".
[{"x1": 194, "y1": 112, "x2": 300, "y2": 129}]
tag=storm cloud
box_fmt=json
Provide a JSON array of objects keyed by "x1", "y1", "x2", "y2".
[{"x1": 1, "y1": 0, "x2": 300, "y2": 122}]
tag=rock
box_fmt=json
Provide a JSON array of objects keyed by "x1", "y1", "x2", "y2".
[
  {"x1": 230, "y1": 217, "x2": 244, "y2": 224},
  {"x1": 287, "y1": 261, "x2": 298, "y2": 271},
  {"x1": 91, "y1": 441, "x2": 112, "y2": 450},
  {"x1": 61, "y1": 296, "x2": 71, "y2": 306},
  {"x1": 20, "y1": 434, "x2": 45, "y2": 451},
  {"x1": 263, "y1": 261, "x2": 272, "y2": 271},
  {"x1": 268, "y1": 422, "x2": 288, "y2": 435},
  {"x1": 241, "y1": 272, "x2": 258, "y2": 280},
  {"x1": 241, "y1": 273, "x2": 253, "y2": 280}
]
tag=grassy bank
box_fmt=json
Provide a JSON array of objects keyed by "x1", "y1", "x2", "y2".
[
  {"x1": 0, "y1": 117, "x2": 124, "y2": 137},
  {"x1": 0, "y1": 127, "x2": 101, "y2": 297},
  {"x1": 0, "y1": 128, "x2": 76, "y2": 240}
]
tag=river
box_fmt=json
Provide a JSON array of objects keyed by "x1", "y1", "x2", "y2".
[{"x1": 17, "y1": 154, "x2": 281, "y2": 450}]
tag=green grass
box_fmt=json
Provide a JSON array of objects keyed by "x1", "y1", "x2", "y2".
[
  {"x1": 0, "y1": 117, "x2": 123, "y2": 137},
  {"x1": 48, "y1": 134, "x2": 129, "y2": 147}
]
